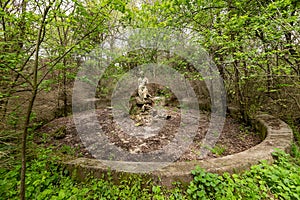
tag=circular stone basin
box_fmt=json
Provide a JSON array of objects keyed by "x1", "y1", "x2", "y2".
[{"x1": 37, "y1": 110, "x2": 293, "y2": 187}]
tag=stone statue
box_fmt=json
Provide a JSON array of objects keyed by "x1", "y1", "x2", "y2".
[
  {"x1": 129, "y1": 71, "x2": 170, "y2": 126},
  {"x1": 138, "y1": 71, "x2": 151, "y2": 101},
  {"x1": 129, "y1": 71, "x2": 153, "y2": 120}
]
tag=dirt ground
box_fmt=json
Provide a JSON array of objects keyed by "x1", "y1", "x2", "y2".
[{"x1": 36, "y1": 107, "x2": 262, "y2": 161}]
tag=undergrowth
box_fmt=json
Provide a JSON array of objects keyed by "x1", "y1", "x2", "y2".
[
  {"x1": 0, "y1": 125, "x2": 299, "y2": 199},
  {"x1": 188, "y1": 150, "x2": 300, "y2": 200},
  {"x1": 0, "y1": 147, "x2": 299, "y2": 199}
]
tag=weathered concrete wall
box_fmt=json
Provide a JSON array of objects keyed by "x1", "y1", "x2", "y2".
[{"x1": 64, "y1": 114, "x2": 293, "y2": 188}]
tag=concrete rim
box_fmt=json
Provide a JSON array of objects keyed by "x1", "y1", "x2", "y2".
[{"x1": 65, "y1": 113, "x2": 294, "y2": 187}]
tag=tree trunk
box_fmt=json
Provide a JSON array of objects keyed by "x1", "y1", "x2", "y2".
[
  {"x1": 20, "y1": 89, "x2": 37, "y2": 200},
  {"x1": 63, "y1": 58, "x2": 68, "y2": 117},
  {"x1": 20, "y1": 3, "x2": 52, "y2": 199}
]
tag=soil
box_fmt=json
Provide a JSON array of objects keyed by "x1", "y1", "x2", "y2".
[{"x1": 36, "y1": 107, "x2": 262, "y2": 161}]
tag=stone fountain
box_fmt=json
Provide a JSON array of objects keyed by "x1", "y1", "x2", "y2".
[{"x1": 129, "y1": 71, "x2": 169, "y2": 127}]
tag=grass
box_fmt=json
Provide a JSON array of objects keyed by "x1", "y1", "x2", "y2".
[{"x1": 210, "y1": 145, "x2": 226, "y2": 156}]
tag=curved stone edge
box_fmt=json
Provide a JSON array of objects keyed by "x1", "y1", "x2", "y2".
[{"x1": 64, "y1": 114, "x2": 293, "y2": 188}]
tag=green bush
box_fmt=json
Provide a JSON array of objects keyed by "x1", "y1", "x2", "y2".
[
  {"x1": 0, "y1": 148, "x2": 155, "y2": 199},
  {"x1": 187, "y1": 150, "x2": 300, "y2": 200},
  {"x1": 1, "y1": 148, "x2": 299, "y2": 199}
]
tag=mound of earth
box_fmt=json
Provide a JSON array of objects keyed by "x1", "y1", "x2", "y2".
[{"x1": 36, "y1": 107, "x2": 262, "y2": 161}]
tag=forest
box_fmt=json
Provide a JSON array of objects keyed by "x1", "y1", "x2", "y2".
[{"x1": 0, "y1": 0, "x2": 299, "y2": 199}]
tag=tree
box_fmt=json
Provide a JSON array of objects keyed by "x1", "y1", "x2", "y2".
[
  {"x1": 1, "y1": 0, "x2": 127, "y2": 198},
  {"x1": 133, "y1": 0, "x2": 300, "y2": 122}
]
